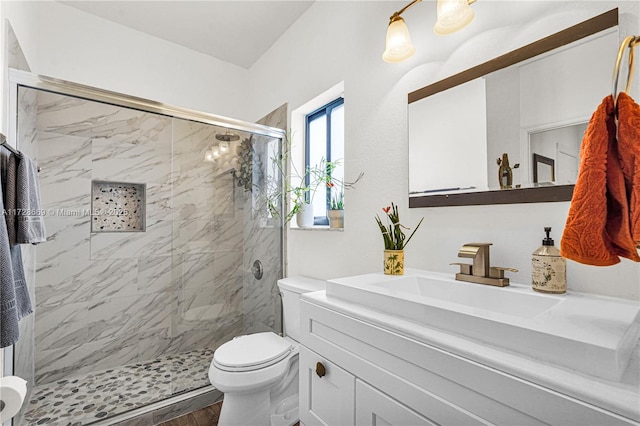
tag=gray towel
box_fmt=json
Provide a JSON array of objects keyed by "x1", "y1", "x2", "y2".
[
  {"x1": 0, "y1": 146, "x2": 33, "y2": 348},
  {"x1": 4, "y1": 151, "x2": 18, "y2": 243},
  {"x1": 5, "y1": 153, "x2": 46, "y2": 245},
  {"x1": 0, "y1": 222, "x2": 32, "y2": 346}
]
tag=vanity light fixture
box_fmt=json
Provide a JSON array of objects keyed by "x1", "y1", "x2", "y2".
[{"x1": 383, "y1": 0, "x2": 477, "y2": 63}]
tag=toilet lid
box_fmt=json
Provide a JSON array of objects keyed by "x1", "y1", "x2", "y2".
[{"x1": 213, "y1": 332, "x2": 293, "y2": 372}]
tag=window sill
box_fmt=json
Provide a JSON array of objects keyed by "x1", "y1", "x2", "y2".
[{"x1": 290, "y1": 225, "x2": 343, "y2": 232}]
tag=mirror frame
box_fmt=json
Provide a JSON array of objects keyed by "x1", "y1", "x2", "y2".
[
  {"x1": 408, "y1": 8, "x2": 618, "y2": 208},
  {"x1": 533, "y1": 154, "x2": 555, "y2": 184}
]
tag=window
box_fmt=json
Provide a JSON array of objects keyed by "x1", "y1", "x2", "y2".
[{"x1": 305, "y1": 98, "x2": 344, "y2": 225}]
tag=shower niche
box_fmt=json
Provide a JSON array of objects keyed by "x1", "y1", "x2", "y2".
[{"x1": 91, "y1": 180, "x2": 146, "y2": 232}]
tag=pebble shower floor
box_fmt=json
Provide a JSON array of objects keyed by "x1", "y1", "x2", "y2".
[{"x1": 23, "y1": 348, "x2": 214, "y2": 425}]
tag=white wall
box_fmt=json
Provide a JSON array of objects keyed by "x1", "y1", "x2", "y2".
[
  {"x1": 1, "y1": 0, "x2": 251, "y2": 120},
  {"x1": 249, "y1": 1, "x2": 640, "y2": 300}
]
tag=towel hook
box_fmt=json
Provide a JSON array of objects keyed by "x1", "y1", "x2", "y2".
[{"x1": 612, "y1": 35, "x2": 639, "y2": 108}]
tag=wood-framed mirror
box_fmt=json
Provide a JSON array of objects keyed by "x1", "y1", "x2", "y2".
[
  {"x1": 408, "y1": 9, "x2": 619, "y2": 208},
  {"x1": 533, "y1": 154, "x2": 555, "y2": 185}
]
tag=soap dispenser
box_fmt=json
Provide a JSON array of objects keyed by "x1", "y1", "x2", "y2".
[{"x1": 532, "y1": 227, "x2": 566, "y2": 294}]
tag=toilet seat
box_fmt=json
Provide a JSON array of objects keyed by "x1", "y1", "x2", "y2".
[{"x1": 213, "y1": 332, "x2": 294, "y2": 372}]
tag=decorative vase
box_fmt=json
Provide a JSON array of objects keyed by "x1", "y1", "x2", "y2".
[
  {"x1": 328, "y1": 209, "x2": 344, "y2": 229},
  {"x1": 496, "y1": 153, "x2": 519, "y2": 190},
  {"x1": 497, "y1": 153, "x2": 513, "y2": 189},
  {"x1": 383, "y1": 249, "x2": 405, "y2": 275},
  {"x1": 296, "y1": 203, "x2": 314, "y2": 228}
]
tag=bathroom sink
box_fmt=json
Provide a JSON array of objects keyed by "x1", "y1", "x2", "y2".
[
  {"x1": 325, "y1": 269, "x2": 640, "y2": 381},
  {"x1": 369, "y1": 274, "x2": 561, "y2": 318}
]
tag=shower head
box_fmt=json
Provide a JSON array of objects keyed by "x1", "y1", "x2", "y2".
[{"x1": 216, "y1": 130, "x2": 240, "y2": 142}]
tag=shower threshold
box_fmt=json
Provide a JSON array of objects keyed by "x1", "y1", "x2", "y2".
[{"x1": 23, "y1": 348, "x2": 214, "y2": 425}]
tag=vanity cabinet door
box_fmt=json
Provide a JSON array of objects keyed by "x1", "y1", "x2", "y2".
[
  {"x1": 299, "y1": 346, "x2": 355, "y2": 426},
  {"x1": 355, "y1": 380, "x2": 437, "y2": 426}
]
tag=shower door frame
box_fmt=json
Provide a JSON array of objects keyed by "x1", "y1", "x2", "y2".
[
  {"x1": 5, "y1": 68, "x2": 287, "y2": 425},
  {"x1": 8, "y1": 69, "x2": 285, "y2": 138}
]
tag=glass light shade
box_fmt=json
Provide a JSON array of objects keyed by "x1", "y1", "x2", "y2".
[
  {"x1": 382, "y1": 16, "x2": 416, "y2": 63},
  {"x1": 434, "y1": 0, "x2": 475, "y2": 35}
]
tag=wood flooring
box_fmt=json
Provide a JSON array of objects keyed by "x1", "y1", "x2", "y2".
[
  {"x1": 158, "y1": 402, "x2": 300, "y2": 426},
  {"x1": 158, "y1": 402, "x2": 222, "y2": 426}
]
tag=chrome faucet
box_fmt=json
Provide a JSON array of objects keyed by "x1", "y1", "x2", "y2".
[{"x1": 450, "y1": 242, "x2": 517, "y2": 287}]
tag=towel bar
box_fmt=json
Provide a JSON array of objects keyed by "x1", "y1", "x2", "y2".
[
  {"x1": 612, "y1": 34, "x2": 639, "y2": 108},
  {"x1": 0, "y1": 132, "x2": 41, "y2": 172}
]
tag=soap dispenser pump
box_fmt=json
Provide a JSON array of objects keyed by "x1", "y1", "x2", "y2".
[{"x1": 532, "y1": 227, "x2": 566, "y2": 294}]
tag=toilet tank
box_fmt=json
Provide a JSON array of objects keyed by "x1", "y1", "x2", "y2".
[{"x1": 278, "y1": 276, "x2": 325, "y2": 342}]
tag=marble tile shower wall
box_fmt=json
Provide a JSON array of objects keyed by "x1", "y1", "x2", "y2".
[
  {"x1": 242, "y1": 103, "x2": 288, "y2": 334},
  {"x1": 171, "y1": 119, "x2": 243, "y2": 351},
  {"x1": 30, "y1": 89, "x2": 245, "y2": 385},
  {"x1": 241, "y1": 136, "x2": 280, "y2": 334}
]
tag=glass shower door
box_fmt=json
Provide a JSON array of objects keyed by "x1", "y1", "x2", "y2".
[{"x1": 12, "y1": 82, "x2": 284, "y2": 425}]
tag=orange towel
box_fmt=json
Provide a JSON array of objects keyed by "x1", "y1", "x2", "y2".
[
  {"x1": 561, "y1": 95, "x2": 640, "y2": 265},
  {"x1": 616, "y1": 92, "x2": 640, "y2": 245}
]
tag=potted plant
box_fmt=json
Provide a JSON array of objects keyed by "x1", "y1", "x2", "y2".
[
  {"x1": 305, "y1": 157, "x2": 364, "y2": 229},
  {"x1": 265, "y1": 132, "x2": 362, "y2": 228},
  {"x1": 290, "y1": 182, "x2": 314, "y2": 227},
  {"x1": 375, "y1": 203, "x2": 424, "y2": 275},
  {"x1": 264, "y1": 132, "x2": 334, "y2": 227},
  {"x1": 328, "y1": 184, "x2": 344, "y2": 228}
]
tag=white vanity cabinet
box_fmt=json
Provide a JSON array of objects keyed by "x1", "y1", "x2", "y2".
[
  {"x1": 299, "y1": 293, "x2": 640, "y2": 426},
  {"x1": 299, "y1": 346, "x2": 355, "y2": 425},
  {"x1": 354, "y1": 380, "x2": 437, "y2": 426},
  {"x1": 300, "y1": 346, "x2": 439, "y2": 426}
]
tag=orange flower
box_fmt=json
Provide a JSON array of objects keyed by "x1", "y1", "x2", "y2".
[
  {"x1": 382, "y1": 206, "x2": 391, "y2": 213},
  {"x1": 327, "y1": 182, "x2": 335, "y2": 188}
]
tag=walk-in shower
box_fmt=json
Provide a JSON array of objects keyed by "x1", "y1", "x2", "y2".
[{"x1": 7, "y1": 70, "x2": 285, "y2": 425}]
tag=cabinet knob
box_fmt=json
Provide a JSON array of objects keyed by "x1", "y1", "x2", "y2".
[{"x1": 316, "y1": 362, "x2": 326, "y2": 378}]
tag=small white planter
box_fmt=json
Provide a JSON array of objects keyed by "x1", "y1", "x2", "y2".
[{"x1": 296, "y1": 203, "x2": 314, "y2": 228}]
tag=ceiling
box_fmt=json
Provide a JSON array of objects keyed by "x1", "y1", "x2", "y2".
[{"x1": 60, "y1": 1, "x2": 315, "y2": 69}]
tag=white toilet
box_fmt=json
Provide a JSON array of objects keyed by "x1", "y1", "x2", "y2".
[{"x1": 209, "y1": 276, "x2": 325, "y2": 426}]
